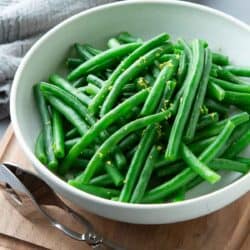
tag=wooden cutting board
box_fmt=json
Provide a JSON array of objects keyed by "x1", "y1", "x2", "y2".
[{"x1": 0, "y1": 125, "x2": 249, "y2": 250}]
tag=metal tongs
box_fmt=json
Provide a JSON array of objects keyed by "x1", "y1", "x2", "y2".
[{"x1": 0, "y1": 163, "x2": 123, "y2": 249}]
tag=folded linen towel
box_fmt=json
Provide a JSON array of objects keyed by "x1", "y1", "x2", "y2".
[{"x1": 0, "y1": 0, "x2": 118, "y2": 119}]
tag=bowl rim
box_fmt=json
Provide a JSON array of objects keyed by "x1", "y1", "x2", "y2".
[{"x1": 10, "y1": 0, "x2": 250, "y2": 210}]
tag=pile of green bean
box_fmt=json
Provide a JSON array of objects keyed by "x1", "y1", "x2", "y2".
[{"x1": 34, "y1": 32, "x2": 250, "y2": 203}]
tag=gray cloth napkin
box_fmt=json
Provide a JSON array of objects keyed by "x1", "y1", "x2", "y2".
[{"x1": 0, "y1": 0, "x2": 118, "y2": 120}]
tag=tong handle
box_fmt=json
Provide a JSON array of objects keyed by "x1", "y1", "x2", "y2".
[{"x1": 0, "y1": 163, "x2": 117, "y2": 249}]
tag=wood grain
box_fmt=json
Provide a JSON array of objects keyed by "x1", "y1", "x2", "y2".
[
  {"x1": 0, "y1": 125, "x2": 249, "y2": 250},
  {"x1": 0, "y1": 233, "x2": 48, "y2": 250}
]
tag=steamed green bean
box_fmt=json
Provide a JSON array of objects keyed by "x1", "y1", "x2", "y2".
[{"x1": 33, "y1": 32, "x2": 250, "y2": 204}]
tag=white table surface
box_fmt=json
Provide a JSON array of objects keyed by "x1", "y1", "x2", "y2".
[{"x1": 0, "y1": 0, "x2": 249, "y2": 139}]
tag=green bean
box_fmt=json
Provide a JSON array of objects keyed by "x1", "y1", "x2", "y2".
[
  {"x1": 86, "y1": 84, "x2": 100, "y2": 95},
  {"x1": 142, "y1": 120, "x2": 235, "y2": 203},
  {"x1": 43, "y1": 95, "x2": 89, "y2": 136},
  {"x1": 186, "y1": 157, "x2": 249, "y2": 190},
  {"x1": 182, "y1": 144, "x2": 221, "y2": 184},
  {"x1": 201, "y1": 40, "x2": 209, "y2": 48},
  {"x1": 79, "y1": 84, "x2": 99, "y2": 96},
  {"x1": 224, "y1": 65, "x2": 250, "y2": 77},
  {"x1": 105, "y1": 69, "x2": 113, "y2": 79},
  {"x1": 72, "y1": 78, "x2": 85, "y2": 88},
  {"x1": 97, "y1": 131, "x2": 128, "y2": 170},
  {"x1": 119, "y1": 125, "x2": 157, "y2": 202},
  {"x1": 52, "y1": 109, "x2": 65, "y2": 158},
  {"x1": 81, "y1": 149, "x2": 95, "y2": 159},
  {"x1": 89, "y1": 174, "x2": 113, "y2": 187},
  {"x1": 141, "y1": 59, "x2": 179, "y2": 116},
  {"x1": 114, "y1": 148, "x2": 127, "y2": 170},
  {"x1": 152, "y1": 65, "x2": 161, "y2": 78},
  {"x1": 66, "y1": 58, "x2": 83, "y2": 69},
  {"x1": 64, "y1": 137, "x2": 80, "y2": 150},
  {"x1": 136, "y1": 77, "x2": 150, "y2": 90},
  {"x1": 104, "y1": 161, "x2": 124, "y2": 187},
  {"x1": 117, "y1": 32, "x2": 143, "y2": 43},
  {"x1": 223, "y1": 91, "x2": 250, "y2": 106},
  {"x1": 200, "y1": 121, "x2": 236, "y2": 161},
  {"x1": 34, "y1": 130, "x2": 48, "y2": 165},
  {"x1": 207, "y1": 81, "x2": 225, "y2": 101},
  {"x1": 177, "y1": 39, "x2": 192, "y2": 60},
  {"x1": 165, "y1": 39, "x2": 205, "y2": 161},
  {"x1": 142, "y1": 167, "x2": 196, "y2": 203},
  {"x1": 84, "y1": 44, "x2": 102, "y2": 55},
  {"x1": 224, "y1": 129, "x2": 250, "y2": 158},
  {"x1": 216, "y1": 66, "x2": 250, "y2": 85},
  {"x1": 194, "y1": 123, "x2": 223, "y2": 141},
  {"x1": 60, "y1": 89, "x2": 150, "y2": 174},
  {"x1": 122, "y1": 91, "x2": 137, "y2": 99},
  {"x1": 221, "y1": 121, "x2": 250, "y2": 158},
  {"x1": 156, "y1": 161, "x2": 185, "y2": 177},
  {"x1": 210, "y1": 66, "x2": 219, "y2": 77},
  {"x1": 65, "y1": 128, "x2": 79, "y2": 139},
  {"x1": 111, "y1": 197, "x2": 119, "y2": 201},
  {"x1": 171, "y1": 187, "x2": 185, "y2": 202},
  {"x1": 87, "y1": 59, "x2": 118, "y2": 78},
  {"x1": 177, "y1": 51, "x2": 188, "y2": 87},
  {"x1": 86, "y1": 74, "x2": 103, "y2": 88},
  {"x1": 190, "y1": 136, "x2": 217, "y2": 152},
  {"x1": 174, "y1": 48, "x2": 184, "y2": 56},
  {"x1": 194, "y1": 112, "x2": 249, "y2": 141},
  {"x1": 156, "y1": 136, "x2": 216, "y2": 171},
  {"x1": 186, "y1": 176, "x2": 203, "y2": 190},
  {"x1": 197, "y1": 113, "x2": 219, "y2": 130},
  {"x1": 159, "y1": 80, "x2": 177, "y2": 111},
  {"x1": 131, "y1": 146, "x2": 159, "y2": 203},
  {"x1": 127, "y1": 146, "x2": 137, "y2": 159},
  {"x1": 71, "y1": 109, "x2": 172, "y2": 184},
  {"x1": 102, "y1": 44, "x2": 173, "y2": 115},
  {"x1": 185, "y1": 48, "x2": 212, "y2": 141},
  {"x1": 68, "y1": 43, "x2": 141, "y2": 81},
  {"x1": 209, "y1": 158, "x2": 249, "y2": 174},
  {"x1": 235, "y1": 156, "x2": 250, "y2": 165},
  {"x1": 210, "y1": 77, "x2": 250, "y2": 93},
  {"x1": 236, "y1": 103, "x2": 250, "y2": 113},
  {"x1": 49, "y1": 74, "x2": 91, "y2": 106},
  {"x1": 74, "y1": 43, "x2": 93, "y2": 60},
  {"x1": 204, "y1": 98, "x2": 228, "y2": 115},
  {"x1": 63, "y1": 170, "x2": 80, "y2": 182},
  {"x1": 123, "y1": 83, "x2": 136, "y2": 92},
  {"x1": 200, "y1": 105, "x2": 209, "y2": 115},
  {"x1": 73, "y1": 159, "x2": 89, "y2": 170},
  {"x1": 212, "y1": 63, "x2": 219, "y2": 71},
  {"x1": 119, "y1": 106, "x2": 141, "y2": 124},
  {"x1": 168, "y1": 83, "x2": 185, "y2": 115},
  {"x1": 122, "y1": 92, "x2": 134, "y2": 98},
  {"x1": 89, "y1": 33, "x2": 170, "y2": 115},
  {"x1": 107, "y1": 38, "x2": 121, "y2": 48},
  {"x1": 107, "y1": 124, "x2": 120, "y2": 134},
  {"x1": 65, "y1": 139, "x2": 95, "y2": 158},
  {"x1": 156, "y1": 136, "x2": 216, "y2": 173},
  {"x1": 34, "y1": 84, "x2": 58, "y2": 171},
  {"x1": 144, "y1": 73, "x2": 155, "y2": 85},
  {"x1": 212, "y1": 52, "x2": 229, "y2": 66},
  {"x1": 40, "y1": 82, "x2": 95, "y2": 126},
  {"x1": 158, "y1": 54, "x2": 175, "y2": 63},
  {"x1": 68, "y1": 181, "x2": 120, "y2": 199}
]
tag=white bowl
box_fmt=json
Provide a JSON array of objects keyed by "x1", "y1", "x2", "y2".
[{"x1": 10, "y1": 0, "x2": 250, "y2": 224}]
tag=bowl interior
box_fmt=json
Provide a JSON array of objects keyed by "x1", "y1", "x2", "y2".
[{"x1": 11, "y1": 0, "x2": 250, "y2": 200}]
